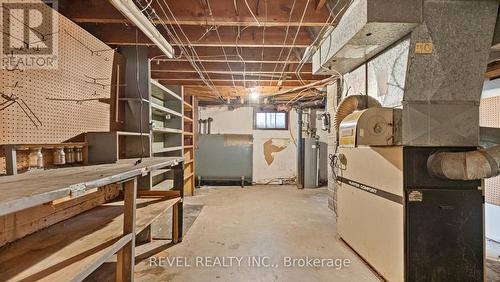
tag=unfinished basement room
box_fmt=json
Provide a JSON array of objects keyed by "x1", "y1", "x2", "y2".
[{"x1": 1, "y1": 0, "x2": 500, "y2": 281}]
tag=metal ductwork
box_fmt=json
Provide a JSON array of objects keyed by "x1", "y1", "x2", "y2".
[
  {"x1": 313, "y1": 0, "x2": 422, "y2": 75},
  {"x1": 333, "y1": 94, "x2": 381, "y2": 131},
  {"x1": 428, "y1": 145, "x2": 500, "y2": 181}
]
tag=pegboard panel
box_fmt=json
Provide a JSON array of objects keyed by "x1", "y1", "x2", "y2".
[
  {"x1": 0, "y1": 2, "x2": 113, "y2": 144},
  {"x1": 480, "y1": 96, "x2": 500, "y2": 128},
  {"x1": 480, "y1": 95, "x2": 500, "y2": 206}
]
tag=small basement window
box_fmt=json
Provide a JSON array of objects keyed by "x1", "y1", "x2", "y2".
[{"x1": 254, "y1": 110, "x2": 288, "y2": 130}]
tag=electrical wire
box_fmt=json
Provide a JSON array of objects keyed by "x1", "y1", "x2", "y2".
[
  {"x1": 267, "y1": 0, "x2": 297, "y2": 87},
  {"x1": 274, "y1": 0, "x2": 310, "y2": 86},
  {"x1": 244, "y1": 0, "x2": 261, "y2": 26},
  {"x1": 257, "y1": 0, "x2": 268, "y2": 83},
  {"x1": 151, "y1": 0, "x2": 225, "y2": 101},
  {"x1": 294, "y1": 0, "x2": 353, "y2": 86}
]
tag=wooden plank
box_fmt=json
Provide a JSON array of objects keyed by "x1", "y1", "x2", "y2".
[
  {"x1": 147, "y1": 46, "x2": 302, "y2": 63},
  {"x1": 80, "y1": 24, "x2": 313, "y2": 48},
  {"x1": 0, "y1": 185, "x2": 120, "y2": 248},
  {"x1": 116, "y1": 179, "x2": 137, "y2": 282},
  {"x1": 0, "y1": 196, "x2": 181, "y2": 281},
  {"x1": 11, "y1": 142, "x2": 86, "y2": 150},
  {"x1": 155, "y1": 79, "x2": 317, "y2": 86},
  {"x1": 172, "y1": 202, "x2": 180, "y2": 244},
  {"x1": 315, "y1": 0, "x2": 327, "y2": 12},
  {"x1": 0, "y1": 157, "x2": 182, "y2": 217},
  {"x1": 486, "y1": 61, "x2": 500, "y2": 78},
  {"x1": 137, "y1": 190, "x2": 181, "y2": 198},
  {"x1": 58, "y1": 0, "x2": 333, "y2": 27},
  {"x1": 151, "y1": 61, "x2": 311, "y2": 73}
]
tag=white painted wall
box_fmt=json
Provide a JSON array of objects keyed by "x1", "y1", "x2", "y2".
[{"x1": 198, "y1": 106, "x2": 327, "y2": 184}]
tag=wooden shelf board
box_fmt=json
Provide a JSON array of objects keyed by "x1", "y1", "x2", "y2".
[
  {"x1": 118, "y1": 97, "x2": 149, "y2": 103},
  {"x1": 117, "y1": 131, "x2": 150, "y2": 137},
  {"x1": 183, "y1": 116, "x2": 193, "y2": 122},
  {"x1": 183, "y1": 132, "x2": 194, "y2": 136},
  {"x1": 0, "y1": 157, "x2": 182, "y2": 217},
  {"x1": 152, "y1": 127, "x2": 183, "y2": 134},
  {"x1": 184, "y1": 145, "x2": 194, "y2": 149},
  {"x1": 151, "y1": 103, "x2": 182, "y2": 118},
  {"x1": 184, "y1": 172, "x2": 194, "y2": 180},
  {"x1": 151, "y1": 168, "x2": 171, "y2": 177},
  {"x1": 152, "y1": 178, "x2": 174, "y2": 190},
  {"x1": 183, "y1": 101, "x2": 193, "y2": 110},
  {"x1": 150, "y1": 79, "x2": 182, "y2": 101},
  {"x1": 152, "y1": 146, "x2": 183, "y2": 154},
  {"x1": 185, "y1": 159, "x2": 194, "y2": 165},
  {"x1": 9, "y1": 142, "x2": 87, "y2": 150},
  {"x1": 0, "y1": 196, "x2": 180, "y2": 281}
]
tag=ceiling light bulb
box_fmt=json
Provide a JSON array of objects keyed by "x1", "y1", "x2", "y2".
[{"x1": 250, "y1": 91, "x2": 259, "y2": 100}]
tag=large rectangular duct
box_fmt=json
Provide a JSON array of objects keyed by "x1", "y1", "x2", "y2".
[
  {"x1": 323, "y1": 0, "x2": 499, "y2": 147},
  {"x1": 402, "y1": 0, "x2": 499, "y2": 146},
  {"x1": 312, "y1": 0, "x2": 422, "y2": 75},
  {"x1": 494, "y1": 9, "x2": 500, "y2": 48}
]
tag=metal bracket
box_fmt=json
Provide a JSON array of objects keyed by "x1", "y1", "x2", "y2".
[{"x1": 69, "y1": 183, "x2": 87, "y2": 198}]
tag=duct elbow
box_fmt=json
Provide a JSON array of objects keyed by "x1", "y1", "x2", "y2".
[
  {"x1": 334, "y1": 95, "x2": 381, "y2": 131},
  {"x1": 427, "y1": 145, "x2": 500, "y2": 181}
]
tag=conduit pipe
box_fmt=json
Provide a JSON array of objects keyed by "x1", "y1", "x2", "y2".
[
  {"x1": 334, "y1": 95, "x2": 381, "y2": 131},
  {"x1": 427, "y1": 145, "x2": 500, "y2": 180}
]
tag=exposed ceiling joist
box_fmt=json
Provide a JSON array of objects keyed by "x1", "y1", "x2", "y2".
[
  {"x1": 157, "y1": 79, "x2": 317, "y2": 86},
  {"x1": 315, "y1": 0, "x2": 328, "y2": 12},
  {"x1": 150, "y1": 61, "x2": 312, "y2": 73},
  {"x1": 486, "y1": 61, "x2": 500, "y2": 79},
  {"x1": 81, "y1": 24, "x2": 313, "y2": 48},
  {"x1": 147, "y1": 46, "x2": 302, "y2": 62},
  {"x1": 151, "y1": 72, "x2": 327, "y2": 81},
  {"x1": 59, "y1": 0, "x2": 332, "y2": 27}
]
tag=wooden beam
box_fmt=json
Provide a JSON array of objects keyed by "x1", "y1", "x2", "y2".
[
  {"x1": 82, "y1": 24, "x2": 313, "y2": 48},
  {"x1": 157, "y1": 79, "x2": 317, "y2": 86},
  {"x1": 150, "y1": 61, "x2": 312, "y2": 73},
  {"x1": 116, "y1": 178, "x2": 137, "y2": 282},
  {"x1": 316, "y1": 0, "x2": 328, "y2": 12},
  {"x1": 184, "y1": 85, "x2": 315, "y2": 96},
  {"x1": 486, "y1": 61, "x2": 500, "y2": 78},
  {"x1": 151, "y1": 72, "x2": 327, "y2": 81},
  {"x1": 147, "y1": 46, "x2": 302, "y2": 63},
  {"x1": 58, "y1": 0, "x2": 332, "y2": 27}
]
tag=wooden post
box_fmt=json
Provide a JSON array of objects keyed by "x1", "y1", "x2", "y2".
[
  {"x1": 173, "y1": 162, "x2": 184, "y2": 242},
  {"x1": 172, "y1": 202, "x2": 180, "y2": 244},
  {"x1": 5, "y1": 145, "x2": 17, "y2": 175},
  {"x1": 116, "y1": 178, "x2": 137, "y2": 282}
]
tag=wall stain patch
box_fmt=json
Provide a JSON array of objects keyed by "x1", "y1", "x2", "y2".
[{"x1": 263, "y1": 139, "x2": 289, "y2": 165}]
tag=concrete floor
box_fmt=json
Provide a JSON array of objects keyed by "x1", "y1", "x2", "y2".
[{"x1": 134, "y1": 185, "x2": 381, "y2": 282}]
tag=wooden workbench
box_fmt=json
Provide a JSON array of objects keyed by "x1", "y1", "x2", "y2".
[
  {"x1": 0, "y1": 157, "x2": 184, "y2": 281},
  {"x1": 0, "y1": 157, "x2": 181, "y2": 217}
]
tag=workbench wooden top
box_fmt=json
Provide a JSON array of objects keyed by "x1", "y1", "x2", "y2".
[{"x1": 0, "y1": 157, "x2": 183, "y2": 217}]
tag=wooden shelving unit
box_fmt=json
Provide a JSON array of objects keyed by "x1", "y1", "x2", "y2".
[
  {"x1": 183, "y1": 94, "x2": 196, "y2": 196},
  {"x1": 149, "y1": 80, "x2": 184, "y2": 194},
  {"x1": 0, "y1": 157, "x2": 184, "y2": 281}
]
